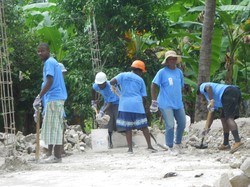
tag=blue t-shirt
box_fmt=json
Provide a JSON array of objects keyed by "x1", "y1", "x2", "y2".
[
  {"x1": 152, "y1": 67, "x2": 184, "y2": 109},
  {"x1": 43, "y1": 57, "x2": 67, "y2": 101},
  {"x1": 115, "y1": 72, "x2": 147, "y2": 113},
  {"x1": 199, "y1": 82, "x2": 234, "y2": 109},
  {"x1": 92, "y1": 81, "x2": 119, "y2": 105}
]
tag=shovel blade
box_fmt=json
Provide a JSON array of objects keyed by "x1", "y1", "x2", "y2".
[{"x1": 195, "y1": 144, "x2": 208, "y2": 149}]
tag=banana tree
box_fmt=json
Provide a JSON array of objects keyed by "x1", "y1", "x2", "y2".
[{"x1": 22, "y1": 2, "x2": 66, "y2": 60}]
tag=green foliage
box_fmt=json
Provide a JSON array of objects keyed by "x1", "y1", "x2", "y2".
[{"x1": 84, "y1": 118, "x2": 93, "y2": 134}]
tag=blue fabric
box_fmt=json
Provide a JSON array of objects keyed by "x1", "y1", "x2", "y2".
[
  {"x1": 199, "y1": 82, "x2": 236, "y2": 109},
  {"x1": 160, "y1": 108, "x2": 186, "y2": 147},
  {"x1": 152, "y1": 67, "x2": 184, "y2": 109},
  {"x1": 92, "y1": 81, "x2": 119, "y2": 104},
  {"x1": 114, "y1": 72, "x2": 147, "y2": 113},
  {"x1": 43, "y1": 57, "x2": 67, "y2": 101},
  {"x1": 116, "y1": 111, "x2": 148, "y2": 131}
]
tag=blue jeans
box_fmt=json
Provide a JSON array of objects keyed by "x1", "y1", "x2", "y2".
[{"x1": 160, "y1": 108, "x2": 186, "y2": 147}]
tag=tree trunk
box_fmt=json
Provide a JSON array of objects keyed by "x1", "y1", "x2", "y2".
[{"x1": 195, "y1": 0, "x2": 216, "y2": 122}]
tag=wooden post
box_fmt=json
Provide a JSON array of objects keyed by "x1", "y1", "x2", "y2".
[{"x1": 35, "y1": 107, "x2": 41, "y2": 161}]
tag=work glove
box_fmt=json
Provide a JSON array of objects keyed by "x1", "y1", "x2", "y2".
[
  {"x1": 201, "y1": 128, "x2": 211, "y2": 136},
  {"x1": 33, "y1": 108, "x2": 38, "y2": 123},
  {"x1": 99, "y1": 110, "x2": 105, "y2": 117},
  {"x1": 207, "y1": 99, "x2": 214, "y2": 112},
  {"x1": 150, "y1": 100, "x2": 158, "y2": 113},
  {"x1": 33, "y1": 95, "x2": 41, "y2": 109},
  {"x1": 91, "y1": 100, "x2": 97, "y2": 110}
]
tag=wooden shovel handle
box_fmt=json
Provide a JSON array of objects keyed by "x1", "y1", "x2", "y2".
[{"x1": 35, "y1": 107, "x2": 41, "y2": 160}]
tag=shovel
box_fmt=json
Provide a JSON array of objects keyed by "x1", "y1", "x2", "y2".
[
  {"x1": 150, "y1": 132, "x2": 168, "y2": 151},
  {"x1": 195, "y1": 109, "x2": 214, "y2": 149},
  {"x1": 35, "y1": 107, "x2": 41, "y2": 161}
]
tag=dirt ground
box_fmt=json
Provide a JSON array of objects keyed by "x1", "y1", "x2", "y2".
[
  {"x1": 0, "y1": 117, "x2": 249, "y2": 187},
  {"x1": 0, "y1": 147, "x2": 235, "y2": 187}
]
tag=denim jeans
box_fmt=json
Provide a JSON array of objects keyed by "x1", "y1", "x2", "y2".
[{"x1": 160, "y1": 108, "x2": 186, "y2": 147}]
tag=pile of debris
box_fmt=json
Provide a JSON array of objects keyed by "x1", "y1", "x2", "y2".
[{"x1": 0, "y1": 125, "x2": 92, "y2": 158}]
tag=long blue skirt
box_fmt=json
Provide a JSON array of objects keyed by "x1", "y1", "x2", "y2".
[{"x1": 116, "y1": 111, "x2": 148, "y2": 131}]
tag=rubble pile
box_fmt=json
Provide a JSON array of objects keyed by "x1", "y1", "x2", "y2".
[
  {"x1": 0, "y1": 125, "x2": 92, "y2": 158},
  {"x1": 186, "y1": 117, "x2": 250, "y2": 186}
]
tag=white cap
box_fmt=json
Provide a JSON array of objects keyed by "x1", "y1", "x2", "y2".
[
  {"x1": 95, "y1": 72, "x2": 107, "y2": 84},
  {"x1": 58, "y1": 63, "x2": 67, "y2": 72}
]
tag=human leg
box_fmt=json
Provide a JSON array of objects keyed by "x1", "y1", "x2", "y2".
[
  {"x1": 47, "y1": 145, "x2": 53, "y2": 156},
  {"x1": 108, "y1": 131, "x2": 113, "y2": 148},
  {"x1": 106, "y1": 104, "x2": 118, "y2": 148},
  {"x1": 54, "y1": 145, "x2": 62, "y2": 159},
  {"x1": 218, "y1": 118, "x2": 231, "y2": 150},
  {"x1": 174, "y1": 108, "x2": 186, "y2": 145},
  {"x1": 141, "y1": 127, "x2": 154, "y2": 149},
  {"x1": 220, "y1": 118, "x2": 230, "y2": 144},
  {"x1": 126, "y1": 130, "x2": 133, "y2": 153},
  {"x1": 221, "y1": 87, "x2": 243, "y2": 153},
  {"x1": 226, "y1": 118, "x2": 241, "y2": 142},
  {"x1": 160, "y1": 108, "x2": 175, "y2": 147},
  {"x1": 48, "y1": 101, "x2": 64, "y2": 159}
]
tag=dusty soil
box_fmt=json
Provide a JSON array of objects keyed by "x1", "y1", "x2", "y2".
[{"x1": 0, "y1": 117, "x2": 249, "y2": 187}]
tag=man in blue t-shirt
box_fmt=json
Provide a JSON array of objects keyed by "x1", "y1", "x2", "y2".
[
  {"x1": 197, "y1": 82, "x2": 243, "y2": 153},
  {"x1": 91, "y1": 72, "x2": 119, "y2": 148},
  {"x1": 33, "y1": 43, "x2": 67, "y2": 163}
]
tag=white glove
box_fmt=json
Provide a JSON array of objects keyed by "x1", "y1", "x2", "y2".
[
  {"x1": 33, "y1": 95, "x2": 41, "y2": 109},
  {"x1": 99, "y1": 110, "x2": 105, "y2": 117},
  {"x1": 150, "y1": 100, "x2": 158, "y2": 113},
  {"x1": 33, "y1": 111, "x2": 37, "y2": 123},
  {"x1": 91, "y1": 100, "x2": 97, "y2": 110},
  {"x1": 207, "y1": 99, "x2": 214, "y2": 112}
]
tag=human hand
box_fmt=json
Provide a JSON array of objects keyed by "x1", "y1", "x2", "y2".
[
  {"x1": 150, "y1": 100, "x2": 158, "y2": 113},
  {"x1": 207, "y1": 99, "x2": 214, "y2": 112},
  {"x1": 99, "y1": 110, "x2": 105, "y2": 117},
  {"x1": 33, "y1": 111, "x2": 37, "y2": 123},
  {"x1": 201, "y1": 128, "x2": 210, "y2": 136},
  {"x1": 33, "y1": 95, "x2": 41, "y2": 109},
  {"x1": 91, "y1": 100, "x2": 97, "y2": 110}
]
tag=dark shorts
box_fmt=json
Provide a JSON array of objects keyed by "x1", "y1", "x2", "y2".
[
  {"x1": 105, "y1": 104, "x2": 118, "y2": 132},
  {"x1": 221, "y1": 86, "x2": 241, "y2": 119}
]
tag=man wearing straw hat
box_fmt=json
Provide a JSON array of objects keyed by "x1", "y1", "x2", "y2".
[{"x1": 150, "y1": 50, "x2": 186, "y2": 156}]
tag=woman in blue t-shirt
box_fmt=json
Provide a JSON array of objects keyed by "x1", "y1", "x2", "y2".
[
  {"x1": 150, "y1": 50, "x2": 186, "y2": 155},
  {"x1": 110, "y1": 60, "x2": 155, "y2": 153}
]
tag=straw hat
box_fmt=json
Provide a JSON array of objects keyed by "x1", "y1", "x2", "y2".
[{"x1": 161, "y1": 50, "x2": 182, "y2": 65}]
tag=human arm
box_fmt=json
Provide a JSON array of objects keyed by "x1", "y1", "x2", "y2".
[
  {"x1": 33, "y1": 75, "x2": 53, "y2": 108},
  {"x1": 110, "y1": 78, "x2": 118, "y2": 86},
  {"x1": 151, "y1": 83, "x2": 158, "y2": 100},
  {"x1": 91, "y1": 88, "x2": 98, "y2": 109},
  {"x1": 204, "y1": 84, "x2": 215, "y2": 112},
  {"x1": 39, "y1": 75, "x2": 53, "y2": 98},
  {"x1": 101, "y1": 103, "x2": 111, "y2": 113},
  {"x1": 150, "y1": 83, "x2": 159, "y2": 112}
]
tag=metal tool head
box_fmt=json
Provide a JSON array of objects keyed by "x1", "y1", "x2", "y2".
[{"x1": 195, "y1": 144, "x2": 208, "y2": 149}]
